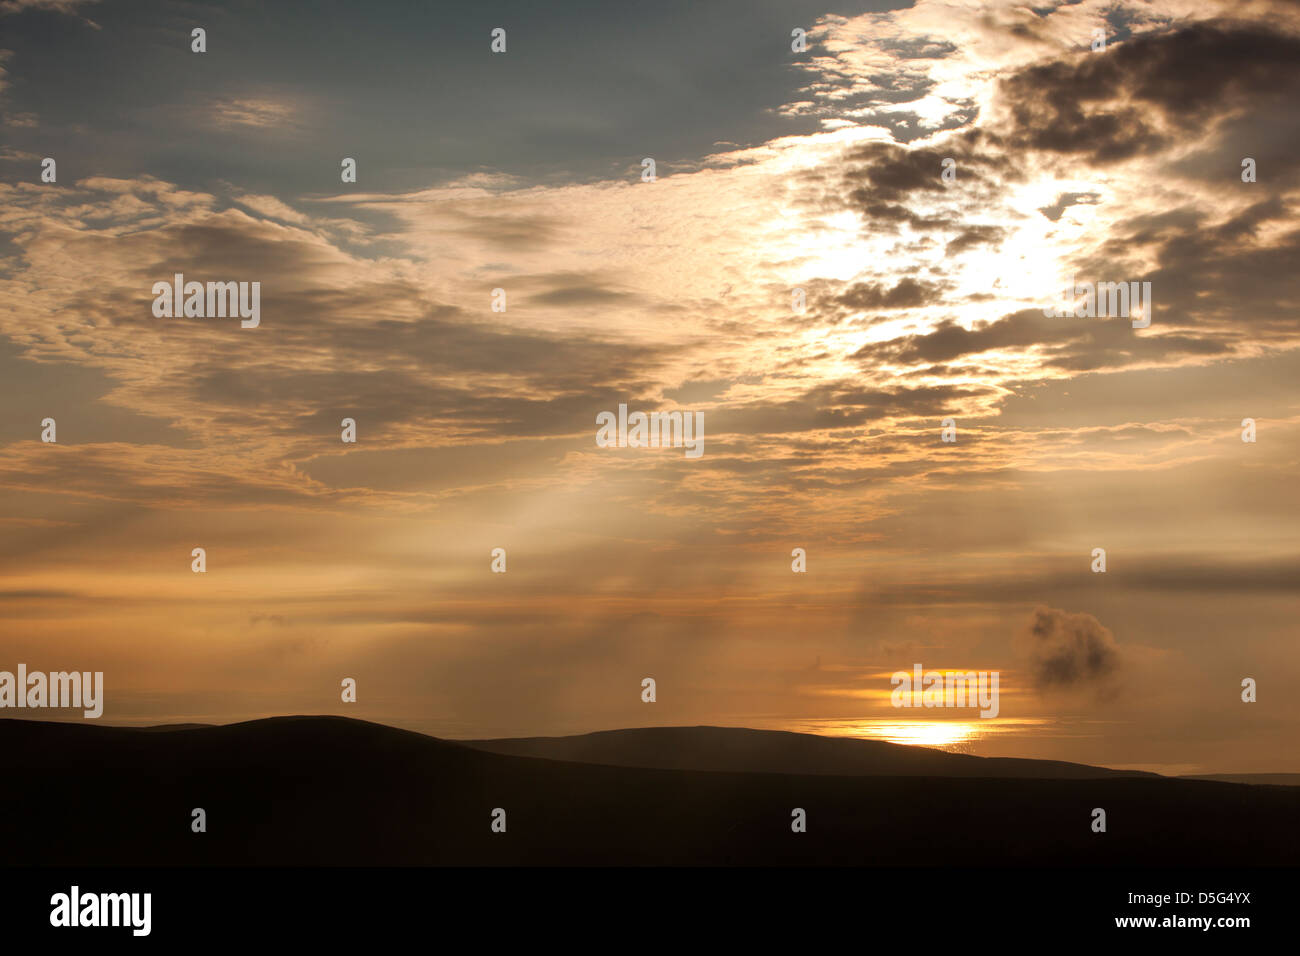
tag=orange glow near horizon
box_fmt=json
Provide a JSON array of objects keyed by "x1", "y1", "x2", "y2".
[{"x1": 773, "y1": 717, "x2": 1055, "y2": 752}]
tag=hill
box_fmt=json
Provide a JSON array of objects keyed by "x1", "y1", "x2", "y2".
[
  {"x1": 461, "y1": 725, "x2": 1158, "y2": 779},
  {"x1": 2, "y1": 716, "x2": 1296, "y2": 866}
]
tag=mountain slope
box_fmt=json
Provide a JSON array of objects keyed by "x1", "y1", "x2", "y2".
[
  {"x1": 2, "y1": 716, "x2": 1296, "y2": 866},
  {"x1": 1179, "y1": 773, "x2": 1300, "y2": 786},
  {"x1": 461, "y1": 725, "x2": 1156, "y2": 779}
]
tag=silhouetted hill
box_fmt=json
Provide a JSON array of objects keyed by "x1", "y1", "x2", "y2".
[
  {"x1": 1179, "y1": 773, "x2": 1300, "y2": 786},
  {"x1": 135, "y1": 723, "x2": 216, "y2": 732},
  {"x1": 2, "y1": 716, "x2": 1296, "y2": 866},
  {"x1": 461, "y1": 725, "x2": 1157, "y2": 779}
]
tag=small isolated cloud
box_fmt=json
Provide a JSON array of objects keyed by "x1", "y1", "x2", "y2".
[
  {"x1": 1025, "y1": 606, "x2": 1122, "y2": 692},
  {"x1": 209, "y1": 96, "x2": 297, "y2": 130},
  {"x1": 1038, "y1": 191, "x2": 1102, "y2": 222}
]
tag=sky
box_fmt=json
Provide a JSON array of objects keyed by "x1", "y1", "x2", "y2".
[{"x1": 1, "y1": 0, "x2": 1298, "y2": 774}]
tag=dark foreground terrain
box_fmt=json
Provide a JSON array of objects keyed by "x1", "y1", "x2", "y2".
[
  {"x1": 3, "y1": 716, "x2": 1296, "y2": 865},
  {"x1": 464, "y1": 725, "x2": 1161, "y2": 778}
]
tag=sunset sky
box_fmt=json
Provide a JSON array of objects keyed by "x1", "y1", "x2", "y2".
[{"x1": 2, "y1": 0, "x2": 1298, "y2": 775}]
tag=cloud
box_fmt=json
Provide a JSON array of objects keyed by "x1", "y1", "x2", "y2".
[
  {"x1": 996, "y1": 22, "x2": 1300, "y2": 165},
  {"x1": 839, "y1": 277, "x2": 944, "y2": 310},
  {"x1": 0, "y1": 0, "x2": 97, "y2": 16},
  {"x1": 1038, "y1": 192, "x2": 1101, "y2": 222},
  {"x1": 1025, "y1": 607, "x2": 1122, "y2": 692},
  {"x1": 209, "y1": 96, "x2": 298, "y2": 130}
]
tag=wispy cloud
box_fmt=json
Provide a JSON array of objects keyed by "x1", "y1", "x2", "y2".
[{"x1": 208, "y1": 96, "x2": 299, "y2": 130}]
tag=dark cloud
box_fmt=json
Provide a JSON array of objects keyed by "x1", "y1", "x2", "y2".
[
  {"x1": 838, "y1": 134, "x2": 1010, "y2": 208},
  {"x1": 997, "y1": 22, "x2": 1300, "y2": 164},
  {"x1": 850, "y1": 200, "x2": 952, "y2": 230},
  {"x1": 842, "y1": 143, "x2": 951, "y2": 202},
  {"x1": 1026, "y1": 607, "x2": 1122, "y2": 691},
  {"x1": 527, "y1": 285, "x2": 632, "y2": 306},
  {"x1": 0, "y1": 588, "x2": 82, "y2": 600},
  {"x1": 849, "y1": 298, "x2": 1248, "y2": 374},
  {"x1": 852, "y1": 310, "x2": 1057, "y2": 364},
  {"x1": 1038, "y1": 192, "x2": 1102, "y2": 222},
  {"x1": 839, "y1": 276, "x2": 943, "y2": 310},
  {"x1": 945, "y1": 225, "x2": 1005, "y2": 255}
]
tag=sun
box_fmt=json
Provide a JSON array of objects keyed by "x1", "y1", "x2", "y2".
[{"x1": 846, "y1": 719, "x2": 984, "y2": 749}]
